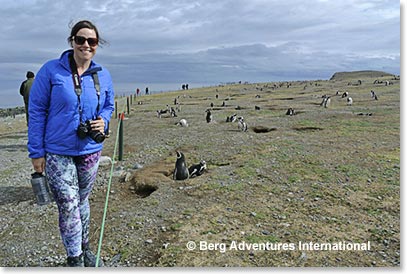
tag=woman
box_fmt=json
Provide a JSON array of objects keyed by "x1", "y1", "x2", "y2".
[{"x1": 28, "y1": 20, "x2": 114, "y2": 267}]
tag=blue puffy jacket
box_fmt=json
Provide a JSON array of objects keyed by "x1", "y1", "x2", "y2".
[{"x1": 28, "y1": 49, "x2": 115, "y2": 158}]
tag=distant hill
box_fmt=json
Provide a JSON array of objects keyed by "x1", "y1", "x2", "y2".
[{"x1": 330, "y1": 70, "x2": 395, "y2": 81}]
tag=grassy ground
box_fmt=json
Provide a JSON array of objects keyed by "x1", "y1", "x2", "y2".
[{"x1": 82, "y1": 72, "x2": 399, "y2": 266}]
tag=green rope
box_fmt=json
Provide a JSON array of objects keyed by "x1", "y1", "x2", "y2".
[{"x1": 95, "y1": 111, "x2": 124, "y2": 267}]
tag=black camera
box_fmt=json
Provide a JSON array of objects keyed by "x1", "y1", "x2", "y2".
[{"x1": 77, "y1": 120, "x2": 105, "y2": 143}]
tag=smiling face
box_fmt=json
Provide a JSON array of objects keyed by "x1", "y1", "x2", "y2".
[{"x1": 72, "y1": 28, "x2": 98, "y2": 64}]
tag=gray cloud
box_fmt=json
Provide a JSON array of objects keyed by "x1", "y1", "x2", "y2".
[{"x1": 0, "y1": 0, "x2": 400, "y2": 107}]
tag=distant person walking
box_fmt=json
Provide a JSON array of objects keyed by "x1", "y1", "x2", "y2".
[
  {"x1": 145, "y1": 87, "x2": 149, "y2": 95},
  {"x1": 136, "y1": 88, "x2": 140, "y2": 96},
  {"x1": 19, "y1": 71, "x2": 35, "y2": 125}
]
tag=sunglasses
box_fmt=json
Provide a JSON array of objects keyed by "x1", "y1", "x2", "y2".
[{"x1": 74, "y1": 36, "x2": 98, "y2": 47}]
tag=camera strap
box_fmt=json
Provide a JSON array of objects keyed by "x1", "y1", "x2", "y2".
[
  {"x1": 69, "y1": 54, "x2": 101, "y2": 121},
  {"x1": 92, "y1": 72, "x2": 101, "y2": 113}
]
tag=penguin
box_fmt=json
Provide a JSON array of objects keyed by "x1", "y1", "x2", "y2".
[
  {"x1": 176, "y1": 103, "x2": 181, "y2": 112},
  {"x1": 205, "y1": 109, "x2": 212, "y2": 123},
  {"x1": 176, "y1": 119, "x2": 188, "y2": 127},
  {"x1": 347, "y1": 97, "x2": 353, "y2": 106},
  {"x1": 157, "y1": 109, "x2": 168, "y2": 118},
  {"x1": 286, "y1": 108, "x2": 296, "y2": 116},
  {"x1": 237, "y1": 117, "x2": 248, "y2": 132},
  {"x1": 255, "y1": 106, "x2": 261, "y2": 110},
  {"x1": 324, "y1": 97, "x2": 331, "y2": 108},
  {"x1": 188, "y1": 160, "x2": 207, "y2": 178},
  {"x1": 320, "y1": 95, "x2": 327, "y2": 106},
  {"x1": 173, "y1": 151, "x2": 189, "y2": 180},
  {"x1": 341, "y1": 91, "x2": 349, "y2": 98},
  {"x1": 320, "y1": 96, "x2": 331, "y2": 108},
  {"x1": 170, "y1": 107, "x2": 177, "y2": 117},
  {"x1": 226, "y1": 113, "x2": 237, "y2": 122}
]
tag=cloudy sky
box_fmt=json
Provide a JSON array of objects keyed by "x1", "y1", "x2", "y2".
[{"x1": 0, "y1": 0, "x2": 400, "y2": 107}]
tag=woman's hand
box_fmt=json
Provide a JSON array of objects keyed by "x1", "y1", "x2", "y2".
[
  {"x1": 32, "y1": 157, "x2": 45, "y2": 173},
  {"x1": 90, "y1": 116, "x2": 105, "y2": 134}
]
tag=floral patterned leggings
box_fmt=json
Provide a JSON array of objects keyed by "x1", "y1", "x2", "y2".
[{"x1": 45, "y1": 151, "x2": 101, "y2": 257}]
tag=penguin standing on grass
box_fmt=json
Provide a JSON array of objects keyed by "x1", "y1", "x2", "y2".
[
  {"x1": 238, "y1": 116, "x2": 248, "y2": 132},
  {"x1": 205, "y1": 109, "x2": 212, "y2": 123},
  {"x1": 286, "y1": 107, "x2": 296, "y2": 116},
  {"x1": 173, "y1": 151, "x2": 189, "y2": 180}
]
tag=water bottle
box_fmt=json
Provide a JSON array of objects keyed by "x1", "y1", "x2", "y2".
[{"x1": 30, "y1": 172, "x2": 52, "y2": 205}]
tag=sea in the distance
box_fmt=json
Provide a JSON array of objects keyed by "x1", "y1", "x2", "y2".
[{"x1": 0, "y1": 82, "x2": 218, "y2": 109}]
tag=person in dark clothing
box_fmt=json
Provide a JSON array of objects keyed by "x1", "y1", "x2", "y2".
[{"x1": 19, "y1": 71, "x2": 35, "y2": 125}]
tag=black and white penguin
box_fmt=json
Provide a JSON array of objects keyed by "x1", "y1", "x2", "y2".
[
  {"x1": 176, "y1": 119, "x2": 188, "y2": 127},
  {"x1": 173, "y1": 151, "x2": 189, "y2": 180},
  {"x1": 188, "y1": 160, "x2": 207, "y2": 178},
  {"x1": 157, "y1": 109, "x2": 168, "y2": 118},
  {"x1": 320, "y1": 96, "x2": 331, "y2": 108},
  {"x1": 205, "y1": 109, "x2": 212, "y2": 123},
  {"x1": 324, "y1": 97, "x2": 331, "y2": 108},
  {"x1": 238, "y1": 117, "x2": 248, "y2": 132},
  {"x1": 170, "y1": 107, "x2": 177, "y2": 117},
  {"x1": 226, "y1": 113, "x2": 237, "y2": 122},
  {"x1": 320, "y1": 95, "x2": 327, "y2": 106},
  {"x1": 286, "y1": 107, "x2": 296, "y2": 116},
  {"x1": 175, "y1": 103, "x2": 181, "y2": 112}
]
